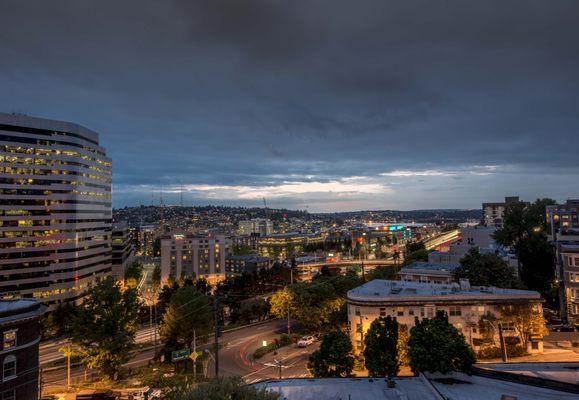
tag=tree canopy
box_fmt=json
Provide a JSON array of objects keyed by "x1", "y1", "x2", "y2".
[
  {"x1": 454, "y1": 248, "x2": 521, "y2": 288},
  {"x1": 408, "y1": 311, "x2": 475, "y2": 374},
  {"x1": 494, "y1": 198, "x2": 557, "y2": 299},
  {"x1": 364, "y1": 316, "x2": 399, "y2": 377},
  {"x1": 307, "y1": 330, "x2": 354, "y2": 377},
  {"x1": 159, "y1": 286, "x2": 214, "y2": 350},
  {"x1": 71, "y1": 277, "x2": 141, "y2": 379}
]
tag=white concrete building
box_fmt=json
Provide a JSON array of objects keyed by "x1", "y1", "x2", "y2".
[
  {"x1": 347, "y1": 280, "x2": 545, "y2": 355},
  {"x1": 160, "y1": 231, "x2": 231, "y2": 285},
  {"x1": 0, "y1": 113, "x2": 112, "y2": 308}
]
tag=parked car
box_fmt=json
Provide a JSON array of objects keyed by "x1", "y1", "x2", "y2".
[
  {"x1": 297, "y1": 335, "x2": 315, "y2": 347},
  {"x1": 548, "y1": 323, "x2": 578, "y2": 332}
]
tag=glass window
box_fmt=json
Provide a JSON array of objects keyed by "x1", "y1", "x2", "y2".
[
  {"x1": 397, "y1": 307, "x2": 404, "y2": 317},
  {"x1": 449, "y1": 306, "x2": 462, "y2": 316},
  {"x1": 379, "y1": 308, "x2": 386, "y2": 317},
  {"x1": 355, "y1": 307, "x2": 360, "y2": 316},
  {"x1": 2, "y1": 390, "x2": 15, "y2": 400},
  {"x1": 3, "y1": 356, "x2": 16, "y2": 381},
  {"x1": 2, "y1": 331, "x2": 16, "y2": 349}
]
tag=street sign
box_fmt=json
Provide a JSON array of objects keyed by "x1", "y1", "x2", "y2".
[
  {"x1": 189, "y1": 351, "x2": 199, "y2": 361},
  {"x1": 172, "y1": 349, "x2": 190, "y2": 362}
]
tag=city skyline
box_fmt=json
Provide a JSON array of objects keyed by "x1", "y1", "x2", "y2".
[{"x1": 1, "y1": 1, "x2": 579, "y2": 212}]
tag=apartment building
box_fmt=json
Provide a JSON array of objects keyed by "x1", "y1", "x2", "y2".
[
  {"x1": 0, "y1": 113, "x2": 112, "y2": 307},
  {"x1": 398, "y1": 262, "x2": 458, "y2": 284},
  {"x1": 546, "y1": 199, "x2": 579, "y2": 241},
  {"x1": 347, "y1": 279, "x2": 545, "y2": 355},
  {"x1": 482, "y1": 196, "x2": 526, "y2": 228},
  {"x1": 553, "y1": 228, "x2": 579, "y2": 324},
  {"x1": 160, "y1": 231, "x2": 231, "y2": 285}
]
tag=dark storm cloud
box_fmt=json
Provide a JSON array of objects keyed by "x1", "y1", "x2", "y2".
[{"x1": 0, "y1": 0, "x2": 578, "y2": 210}]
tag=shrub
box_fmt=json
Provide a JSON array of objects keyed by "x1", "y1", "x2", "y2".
[{"x1": 477, "y1": 345, "x2": 527, "y2": 359}]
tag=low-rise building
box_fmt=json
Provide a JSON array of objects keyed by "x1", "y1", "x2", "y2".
[
  {"x1": 0, "y1": 300, "x2": 44, "y2": 400},
  {"x1": 225, "y1": 254, "x2": 274, "y2": 278},
  {"x1": 427, "y1": 226, "x2": 518, "y2": 273},
  {"x1": 553, "y1": 228, "x2": 579, "y2": 324},
  {"x1": 347, "y1": 279, "x2": 545, "y2": 355},
  {"x1": 160, "y1": 231, "x2": 231, "y2": 285},
  {"x1": 482, "y1": 196, "x2": 527, "y2": 228},
  {"x1": 399, "y1": 262, "x2": 458, "y2": 284},
  {"x1": 546, "y1": 199, "x2": 579, "y2": 241},
  {"x1": 258, "y1": 232, "x2": 325, "y2": 260}
]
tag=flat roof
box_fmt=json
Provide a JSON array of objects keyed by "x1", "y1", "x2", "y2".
[
  {"x1": 478, "y1": 362, "x2": 579, "y2": 386},
  {"x1": 428, "y1": 371, "x2": 577, "y2": 400},
  {"x1": 0, "y1": 112, "x2": 99, "y2": 143},
  {"x1": 255, "y1": 377, "x2": 440, "y2": 400},
  {"x1": 347, "y1": 279, "x2": 542, "y2": 304},
  {"x1": 400, "y1": 262, "x2": 459, "y2": 274}
]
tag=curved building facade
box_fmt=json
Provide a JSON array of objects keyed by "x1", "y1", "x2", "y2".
[{"x1": 0, "y1": 113, "x2": 112, "y2": 307}]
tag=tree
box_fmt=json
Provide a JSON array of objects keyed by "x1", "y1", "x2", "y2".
[
  {"x1": 124, "y1": 260, "x2": 143, "y2": 288},
  {"x1": 71, "y1": 277, "x2": 140, "y2": 379},
  {"x1": 364, "y1": 316, "x2": 399, "y2": 377},
  {"x1": 270, "y1": 278, "x2": 352, "y2": 332},
  {"x1": 454, "y1": 248, "x2": 521, "y2": 288},
  {"x1": 366, "y1": 266, "x2": 397, "y2": 281},
  {"x1": 159, "y1": 286, "x2": 214, "y2": 350},
  {"x1": 307, "y1": 330, "x2": 354, "y2": 377},
  {"x1": 408, "y1": 311, "x2": 475, "y2": 375},
  {"x1": 169, "y1": 377, "x2": 277, "y2": 400},
  {"x1": 494, "y1": 198, "x2": 557, "y2": 298},
  {"x1": 404, "y1": 249, "x2": 429, "y2": 265},
  {"x1": 152, "y1": 264, "x2": 161, "y2": 287},
  {"x1": 499, "y1": 303, "x2": 548, "y2": 351}
]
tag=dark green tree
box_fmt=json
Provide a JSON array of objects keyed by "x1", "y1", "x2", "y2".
[
  {"x1": 494, "y1": 198, "x2": 557, "y2": 298},
  {"x1": 454, "y1": 248, "x2": 521, "y2": 288},
  {"x1": 159, "y1": 286, "x2": 214, "y2": 350},
  {"x1": 307, "y1": 330, "x2": 354, "y2": 377},
  {"x1": 124, "y1": 260, "x2": 143, "y2": 288},
  {"x1": 71, "y1": 277, "x2": 141, "y2": 379},
  {"x1": 152, "y1": 264, "x2": 161, "y2": 287},
  {"x1": 408, "y1": 311, "x2": 475, "y2": 374},
  {"x1": 364, "y1": 316, "x2": 399, "y2": 376}
]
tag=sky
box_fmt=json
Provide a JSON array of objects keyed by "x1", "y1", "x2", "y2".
[{"x1": 1, "y1": 0, "x2": 578, "y2": 212}]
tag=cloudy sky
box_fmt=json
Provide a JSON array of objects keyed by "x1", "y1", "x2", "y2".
[{"x1": 1, "y1": 1, "x2": 578, "y2": 211}]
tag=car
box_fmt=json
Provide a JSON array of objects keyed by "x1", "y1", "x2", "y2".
[
  {"x1": 548, "y1": 323, "x2": 577, "y2": 332},
  {"x1": 297, "y1": 335, "x2": 315, "y2": 347}
]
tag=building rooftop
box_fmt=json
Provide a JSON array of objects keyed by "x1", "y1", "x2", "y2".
[
  {"x1": 255, "y1": 377, "x2": 440, "y2": 400},
  {"x1": 0, "y1": 300, "x2": 44, "y2": 323},
  {"x1": 227, "y1": 254, "x2": 272, "y2": 262},
  {"x1": 400, "y1": 261, "x2": 459, "y2": 275},
  {"x1": 347, "y1": 279, "x2": 542, "y2": 304},
  {"x1": 428, "y1": 371, "x2": 577, "y2": 400}
]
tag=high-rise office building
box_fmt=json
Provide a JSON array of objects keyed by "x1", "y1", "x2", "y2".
[
  {"x1": 111, "y1": 223, "x2": 135, "y2": 281},
  {"x1": 0, "y1": 113, "x2": 112, "y2": 308}
]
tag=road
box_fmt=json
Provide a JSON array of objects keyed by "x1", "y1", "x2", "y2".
[
  {"x1": 39, "y1": 325, "x2": 159, "y2": 366},
  {"x1": 41, "y1": 319, "x2": 314, "y2": 393}
]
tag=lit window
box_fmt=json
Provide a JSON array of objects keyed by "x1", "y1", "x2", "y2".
[
  {"x1": 2, "y1": 331, "x2": 16, "y2": 349},
  {"x1": 449, "y1": 306, "x2": 462, "y2": 317}
]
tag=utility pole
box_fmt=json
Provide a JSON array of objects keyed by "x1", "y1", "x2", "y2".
[
  {"x1": 287, "y1": 267, "x2": 293, "y2": 335},
  {"x1": 193, "y1": 330, "x2": 197, "y2": 380},
  {"x1": 498, "y1": 323, "x2": 508, "y2": 362},
  {"x1": 214, "y1": 297, "x2": 219, "y2": 377},
  {"x1": 66, "y1": 345, "x2": 71, "y2": 389}
]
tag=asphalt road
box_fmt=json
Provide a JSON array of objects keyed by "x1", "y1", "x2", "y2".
[{"x1": 41, "y1": 319, "x2": 314, "y2": 393}]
